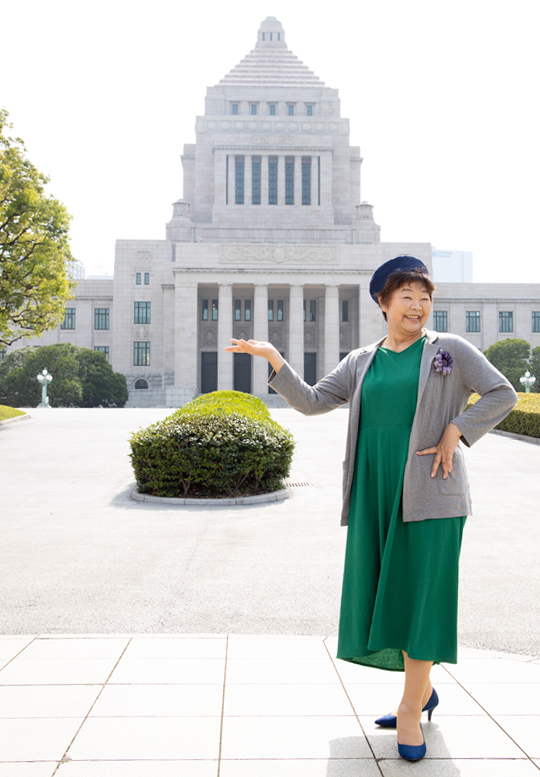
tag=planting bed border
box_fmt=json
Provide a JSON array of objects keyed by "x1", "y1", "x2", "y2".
[{"x1": 131, "y1": 488, "x2": 289, "y2": 506}]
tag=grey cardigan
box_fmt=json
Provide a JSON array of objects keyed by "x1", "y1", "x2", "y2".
[{"x1": 268, "y1": 329, "x2": 517, "y2": 525}]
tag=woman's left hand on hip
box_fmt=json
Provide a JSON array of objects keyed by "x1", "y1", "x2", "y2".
[{"x1": 415, "y1": 423, "x2": 463, "y2": 479}]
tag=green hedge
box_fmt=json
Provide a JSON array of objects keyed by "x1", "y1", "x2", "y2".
[
  {"x1": 467, "y1": 393, "x2": 540, "y2": 438},
  {"x1": 0, "y1": 405, "x2": 26, "y2": 422},
  {"x1": 129, "y1": 390, "x2": 295, "y2": 498}
]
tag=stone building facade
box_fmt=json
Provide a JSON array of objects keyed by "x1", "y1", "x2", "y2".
[{"x1": 5, "y1": 18, "x2": 540, "y2": 404}]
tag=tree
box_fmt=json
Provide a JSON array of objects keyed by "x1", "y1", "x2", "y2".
[
  {"x1": 484, "y1": 338, "x2": 531, "y2": 391},
  {"x1": 0, "y1": 109, "x2": 75, "y2": 346},
  {"x1": 0, "y1": 344, "x2": 128, "y2": 407},
  {"x1": 530, "y1": 346, "x2": 540, "y2": 393}
]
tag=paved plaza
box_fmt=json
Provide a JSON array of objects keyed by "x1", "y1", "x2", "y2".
[{"x1": 0, "y1": 408, "x2": 539, "y2": 773}]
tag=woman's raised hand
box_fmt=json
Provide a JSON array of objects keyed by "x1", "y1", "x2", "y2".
[{"x1": 224, "y1": 339, "x2": 285, "y2": 373}]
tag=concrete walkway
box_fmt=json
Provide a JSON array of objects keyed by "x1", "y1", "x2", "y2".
[{"x1": 0, "y1": 633, "x2": 539, "y2": 775}]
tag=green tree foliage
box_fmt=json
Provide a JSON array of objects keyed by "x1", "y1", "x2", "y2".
[
  {"x1": 0, "y1": 344, "x2": 128, "y2": 407},
  {"x1": 0, "y1": 109, "x2": 75, "y2": 346},
  {"x1": 530, "y1": 346, "x2": 540, "y2": 393},
  {"x1": 484, "y1": 338, "x2": 532, "y2": 391}
]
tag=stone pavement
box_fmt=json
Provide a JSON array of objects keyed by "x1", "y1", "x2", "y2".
[{"x1": 0, "y1": 633, "x2": 539, "y2": 775}]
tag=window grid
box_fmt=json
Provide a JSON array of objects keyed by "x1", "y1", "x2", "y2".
[
  {"x1": 532, "y1": 312, "x2": 540, "y2": 333},
  {"x1": 285, "y1": 157, "x2": 294, "y2": 205},
  {"x1": 307, "y1": 105, "x2": 313, "y2": 116},
  {"x1": 133, "y1": 342, "x2": 150, "y2": 367},
  {"x1": 250, "y1": 104, "x2": 257, "y2": 115},
  {"x1": 134, "y1": 301, "x2": 151, "y2": 325},
  {"x1": 268, "y1": 156, "x2": 278, "y2": 205},
  {"x1": 302, "y1": 157, "x2": 311, "y2": 206},
  {"x1": 235, "y1": 156, "x2": 245, "y2": 205},
  {"x1": 466, "y1": 311, "x2": 481, "y2": 333},
  {"x1": 252, "y1": 156, "x2": 261, "y2": 205},
  {"x1": 244, "y1": 299, "x2": 251, "y2": 321},
  {"x1": 234, "y1": 300, "x2": 242, "y2": 322},
  {"x1": 211, "y1": 300, "x2": 218, "y2": 321},
  {"x1": 202, "y1": 299, "x2": 209, "y2": 321},
  {"x1": 499, "y1": 311, "x2": 513, "y2": 333},
  {"x1": 269, "y1": 104, "x2": 276, "y2": 116},
  {"x1": 232, "y1": 104, "x2": 238, "y2": 115},
  {"x1": 61, "y1": 308, "x2": 76, "y2": 330},
  {"x1": 94, "y1": 346, "x2": 109, "y2": 362},
  {"x1": 342, "y1": 300, "x2": 349, "y2": 322},
  {"x1": 94, "y1": 308, "x2": 109, "y2": 330},
  {"x1": 268, "y1": 300, "x2": 274, "y2": 322},
  {"x1": 433, "y1": 311, "x2": 448, "y2": 332},
  {"x1": 277, "y1": 300, "x2": 284, "y2": 321},
  {"x1": 288, "y1": 105, "x2": 294, "y2": 116},
  {"x1": 310, "y1": 300, "x2": 317, "y2": 322},
  {"x1": 135, "y1": 273, "x2": 141, "y2": 285},
  {"x1": 0, "y1": 347, "x2": 6, "y2": 362},
  {"x1": 144, "y1": 273, "x2": 150, "y2": 285}
]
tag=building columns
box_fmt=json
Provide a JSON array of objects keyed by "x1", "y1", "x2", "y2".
[
  {"x1": 294, "y1": 155, "x2": 302, "y2": 206},
  {"x1": 261, "y1": 154, "x2": 269, "y2": 206},
  {"x1": 324, "y1": 285, "x2": 340, "y2": 375},
  {"x1": 218, "y1": 284, "x2": 233, "y2": 389},
  {"x1": 288, "y1": 284, "x2": 304, "y2": 378},
  {"x1": 244, "y1": 154, "x2": 252, "y2": 206},
  {"x1": 174, "y1": 280, "x2": 198, "y2": 395},
  {"x1": 252, "y1": 284, "x2": 269, "y2": 395},
  {"x1": 311, "y1": 156, "x2": 319, "y2": 206},
  {"x1": 278, "y1": 155, "x2": 285, "y2": 206},
  {"x1": 227, "y1": 155, "x2": 235, "y2": 205}
]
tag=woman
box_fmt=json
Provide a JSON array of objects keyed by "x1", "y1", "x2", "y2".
[{"x1": 225, "y1": 255, "x2": 517, "y2": 761}]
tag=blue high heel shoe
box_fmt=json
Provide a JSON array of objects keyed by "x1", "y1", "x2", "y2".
[
  {"x1": 398, "y1": 723, "x2": 426, "y2": 762},
  {"x1": 374, "y1": 687, "x2": 439, "y2": 728}
]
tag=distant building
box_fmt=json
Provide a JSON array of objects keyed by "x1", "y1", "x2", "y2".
[
  {"x1": 68, "y1": 260, "x2": 85, "y2": 280},
  {"x1": 432, "y1": 248, "x2": 473, "y2": 283}
]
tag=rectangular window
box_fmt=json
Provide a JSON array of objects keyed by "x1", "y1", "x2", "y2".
[
  {"x1": 268, "y1": 300, "x2": 274, "y2": 322},
  {"x1": 250, "y1": 104, "x2": 257, "y2": 115},
  {"x1": 94, "y1": 346, "x2": 109, "y2": 362},
  {"x1": 307, "y1": 105, "x2": 313, "y2": 116},
  {"x1": 0, "y1": 347, "x2": 6, "y2": 362},
  {"x1": 285, "y1": 156, "x2": 294, "y2": 205},
  {"x1": 342, "y1": 300, "x2": 349, "y2": 322},
  {"x1": 61, "y1": 308, "x2": 76, "y2": 330},
  {"x1": 269, "y1": 104, "x2": 276, "y2": 116},
  {"x1": 532, "y1": 312, "x2": 540, "y2": 333},
  {"x1": 277, "y1": 299, "x2": 284, "y2": 321},
  {"x1": 466, "y1": 311, "x2": 481, "y2": 333},
  {"x1": 433, "y1": 311, "x2": 448, "y2": 332},
  {"x1": 212, "y1": 299, "x2": 219, "y2": 321},
  {"x1": 268, "y1": 156, "x2": 278, "y2": 205},
  {"x1": 309, "y1": 299, "x2": 317, "y2": 322},
  {"x1": 94, "y1": 308, "x2": 110, "y2": 330},
  {"x1": 134, "y1": 342, "x2": 150, "y2": 367},
  {"x1": 144, "y1": 272, "x2": 150, "y2": 285},
  {"x1": 202, "y1": 299, "x2": 208, "y2": 321},
  {"x1": 251, "y1": 156, "x2": 261, "y2": 205},
  {"x1": 499, "y1": 311, "x2": 513, "y2": 333},
  {"x1": 134, "y1": 301, "x2": 151, "y2": 325},
  {"x1": 244, "y1": 299, "x2": 251, "y2": 321},
  {"x1": 235, "y1": 155, "x2": 245, "y2": 205},
  {"x1": 288, "y1": 105, "x2": 294, "y2": 116},
  {"x1": 302, "y1": 156, "x2": 311, "y2": 205},
  {"x1": 232, "y1": 104, "x2": 238, "y2": 115},
  {"x1": 135, "y1": 272, "x2": 141, "y2": 285},
  {"x1": 234, "y1": 299, "x2": 242, "y2": 321}
]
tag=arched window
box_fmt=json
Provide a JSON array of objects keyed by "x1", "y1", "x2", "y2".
[{"x1": 134, "y1": 379, "x2": 148, "y2": 389}]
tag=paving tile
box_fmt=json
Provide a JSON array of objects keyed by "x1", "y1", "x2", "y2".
[
  {"x1": 55, "y1": 761, "x2": 217, "y2": 776},
  {"x1": 0, "y1": 765, "x2": 57, "y2": 777},
  {"x1": 66, "y1": 716, "x2": 221, "y2": 760},
  {"x1": 18, "y1": 638, "x2": 129, "y2": 660},
  {"x1": 466, "y1": 683, "x2": 540, "y2": 715},
  {"x1": 109, "y1": 658, "x2": 225, "y2": 684},
  {"x1": 220, "y1": 715, "x2": 372, "y2": 759},
  {"x1": 0, "y1": 638, "x2": 36, "y2": 661},
  {"x1": 492, "y1": 716, "x2": 540, "y2": 758},
  {"x1": 0, "y1": 658, "x2": 117, "y2": 685},
  {"x1": 124, "y1": 637, "x2": 226, "y2": 659},
  {"x1": 347, "y1": 681, "x2": 486, "y2": 717},
  {"x1": 220, "y1": 759, "x2": 381, "y2": 776},
  {"x1": 379, "y1": 758, "x2": 540, "y2": 776},
  {"x1": 225, "y1": 658, "x2": 338, "y2": 684},
  {"x1": 360, "y1": 715, "x2": 525, "y2": 759},
  {"x1": 89, "y1": 683, "x2": 223, "y2": 716},
  {"x1": 445, "y1": 659, "x2": 540, "y2": 685},
  {"x1": 0, "y1": 717, "x2": 83, "y2": 761},
  {"x1": 335, "y1": 660, "x2": 454, "y2": 685},
  {"x1": 227, "y1": 637, "x2": 329, "y2": 659},
  {"x1": 223, "y1": 683, "x2": 353, "y2": 716},
  {"x1": 0, "y1": 685, "x2": 100, "y2": 718}
]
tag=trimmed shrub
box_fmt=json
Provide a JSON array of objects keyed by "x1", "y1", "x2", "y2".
[
  {"x1": 129, "y1": 390, "x2": 295, "y2": 498},
  {"x1": 467, "y1": 393, "x2": 540, "y2": 438},
  {"x1": 0, "y1": 405, "x2": 26, "y2": 421}
]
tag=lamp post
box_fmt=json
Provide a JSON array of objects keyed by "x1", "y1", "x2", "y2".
[
  {"x1": 37, "y1": 369, "x2": 53, "y2": 407},
  {"x1": 519, "y1": 371, "x2": 536, "y2": 393}
]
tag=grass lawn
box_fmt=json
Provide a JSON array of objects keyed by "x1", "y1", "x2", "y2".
[{"x1": 0, "y1": 405, "x2": 27, "y2": 422}]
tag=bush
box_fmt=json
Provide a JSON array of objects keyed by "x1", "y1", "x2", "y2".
[
  {"x1": 467, "y1": 393, "x2": 540, "y2": 438},
  {"x1": 129, "y1": 390, "x2": 295, "y2": 498},
  {"x1": 0, "y1": 344, "x2": 128, "y2": 407},
  {"x1": 484, "y1": 338, "x2": 532, "y2": 392},
  {"x1": 0, "y1": 405, "x2": 26, "y2": 421}
]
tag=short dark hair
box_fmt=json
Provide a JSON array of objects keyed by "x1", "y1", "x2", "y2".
[{"x1": 378, "y1": 270, "x2": 436, "y2": 321}]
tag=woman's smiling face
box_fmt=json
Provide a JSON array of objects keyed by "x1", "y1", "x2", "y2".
[{"x1": 379, "y1": 281, "x2": 433, "y2": 336}]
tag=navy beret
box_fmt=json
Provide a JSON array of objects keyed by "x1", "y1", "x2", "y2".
[{"x1": 369, "y1": 255, "x2": 429, "y2": 305}]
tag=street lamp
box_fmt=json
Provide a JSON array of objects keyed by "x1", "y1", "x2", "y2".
[
  {"x1": 519, "y1": 371, "x2": 536, "y2": 393},
  {"x1": 37, "y1": 369, "x2": 53, "y2": 407}
]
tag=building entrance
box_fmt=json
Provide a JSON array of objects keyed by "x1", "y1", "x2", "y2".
[
  {"x1": 201, "y1": 352, "x2": 218, "y2": 393},
  {"x1": 304, "y1": 352, "x2": 317, "y2": 386},
  {"x1": 234, "y1": 352, "x2": 252, "y2": 394}
]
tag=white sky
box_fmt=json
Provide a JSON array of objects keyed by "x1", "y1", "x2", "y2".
[{"x1": 1, "y1": 0, "x2": 539, "y2": 282}]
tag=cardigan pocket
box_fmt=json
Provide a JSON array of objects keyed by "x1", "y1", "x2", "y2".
[{"x1": 437, "y1": 446, "x2": 468, "y2": 496}]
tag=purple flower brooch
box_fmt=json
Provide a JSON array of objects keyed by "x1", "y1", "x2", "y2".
[{"x1": 434, "y1": 349, "x2": 453, "y2": 376}]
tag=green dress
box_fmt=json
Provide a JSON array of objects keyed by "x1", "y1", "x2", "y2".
[{"x1": 336, "y1": 336, "x2": 466, "y2": 671}]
